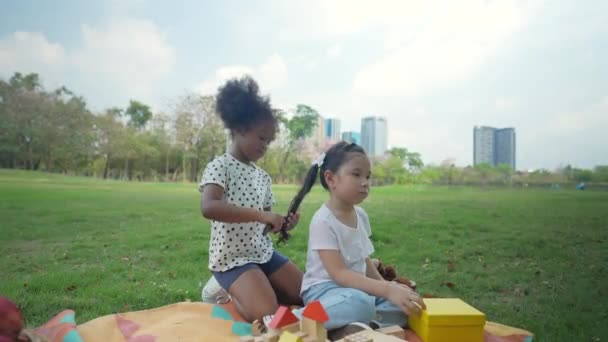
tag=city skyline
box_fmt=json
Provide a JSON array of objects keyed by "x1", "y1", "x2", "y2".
[{"x1": 297, "y1": 112, "x2": 389, "y2": 159}]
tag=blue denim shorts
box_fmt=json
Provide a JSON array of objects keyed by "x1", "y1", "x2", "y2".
[
  {"x1": 211, "y1": 251, "x2": 289, "y2": 291},
  {"x1": 295, "y1": 281, "x2": 408, "y2": 330}
]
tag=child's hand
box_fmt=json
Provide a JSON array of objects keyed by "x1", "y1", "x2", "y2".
[
  {"x1": 284, "y1": 212, "x2": 300, "y2": 231},
  {"x1": 260, "y1": 211, "x2": 285, "y2": 233},
  {"x1": 385, "y1": 282, "x2": 426, "y2": 316}
]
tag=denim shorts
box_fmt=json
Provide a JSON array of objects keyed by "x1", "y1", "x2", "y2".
[
  {"x1": 294, "y1": 281, "x2": 408, "y2": 330},
  {"x1": 211, "y1": 251, "x2": 289, "y2": 291}
]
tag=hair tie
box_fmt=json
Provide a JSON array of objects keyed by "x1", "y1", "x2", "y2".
[{"x1": 313, "y1": 152, "x2": 326, "y2": 167}]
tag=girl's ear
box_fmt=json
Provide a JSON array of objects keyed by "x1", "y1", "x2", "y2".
[{"x1": 324, "y1": 169, "x2": 336, "y2": 190}]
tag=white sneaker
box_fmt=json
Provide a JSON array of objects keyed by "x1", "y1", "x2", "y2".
[{"x1": 201, "y1": 276, "x2": 230, "y2": 304}]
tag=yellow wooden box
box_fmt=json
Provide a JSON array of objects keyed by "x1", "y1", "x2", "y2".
[{"x1": 409, "y1": 298, "x2": 486, "y2": 342}]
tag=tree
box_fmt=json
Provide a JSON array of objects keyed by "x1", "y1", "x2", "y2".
[
  {"x1": 388, "y1": 147, "x2": 423, "y2": 172},
  {"x1": 593, "y1": 165, "x2": 608, "y2": 183},
  {"x1": 372, "y1": 162, "x2": 386, "y2": 186},
  {"x1": 0, "y1": 73, "x2": 46, "y2": 169},
  {"x1": 8, "y1": 72, "x2": 41, "y2": 91},
  {"x1": 496, "y1": 163, "x2": 514, "y2": 185},
  {"x1": 576, "y1": 169, "x2": 593, "y2": 182},
  {"x1": 388, "y1": 147, "x2": 407, "y2": 160},
  {"x1": 0, "y1": 72, "x2": 96, "y2": 171},
  {"x1": 286, "y1": 105, "x2": 319, "y2": 141},
  {"x1": 42, "y1": 89, "x2": 95, "y2": 172},
  {"x1": 126, "y1": 100, "x2": 152, "y2": 130},
  {"x1": 405, "y1": 151, "x2": 424, "y2": 172},
  {"x1": 419, "y1": 166, "x2": 442, "y2": 184},
  {"x1": 473, "y1": 163, "x2": 497, "y2": 186},
  {"x1": 257, "y1": 146, "x2": 282, "y2": 180},
  {"x1": 383, "y1": 156, "x2": 408, "y2": 184},
  {"x1": 149, "y1": 112, "x2": 173, "y2": 180},
  {"x1": 95, "y1": 108, "x2": 127, "y2": 179},
  {"x1": 173, "y1": 94, "x2": 226, "y2": 182},
  {"x1": 278, "y1": 104, "x2": 319, "y2": 182}
]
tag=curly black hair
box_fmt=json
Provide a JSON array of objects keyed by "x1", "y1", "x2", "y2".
[{"x1": 215, "y1": 75, "x2": 276, "y2": 132}]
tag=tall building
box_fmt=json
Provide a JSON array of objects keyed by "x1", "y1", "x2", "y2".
[
  {"x1": 473, "y1": 126, "x2": 516, "y2": 170},
  {"x1": 324, "y1": 118, "x2": 341, "y2": 142},
  {"x1": 473, "y1": 126, "x2": 495, "y2": 165},
  {"x1": 361, "y1": 116, "x2": 388, "y2": 157},
  {"x1": 342, "y1": 131, "x2": 361, "y2": 145},
  {"x1": 313, "y1": 115, "x2": 326, "y2": 147},
  {"x1": 495, "y1": 128, "x2": 516, "y2": 170},
  {"x1": 297, "y1": 114, "x2": 329, "y2": 161}
]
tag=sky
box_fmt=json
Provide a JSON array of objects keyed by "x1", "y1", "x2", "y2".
[{"x1": 1, "y1": 0, "x2": 606, "y2": 170}]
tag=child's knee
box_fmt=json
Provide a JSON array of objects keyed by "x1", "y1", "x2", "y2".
[
  {"x1": 324, "y1": 289, "x2": 375, "y2": 326},
  {"x1": 347, "y1": 290, "x2": 376, "y2": 321}
]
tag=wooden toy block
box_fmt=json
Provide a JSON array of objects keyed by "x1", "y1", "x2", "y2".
[
  {"x1": 300, "y1": 300, "x2": 329, "y2": 342},
  {"x1": 278, "y1": 331, "x2": 304, "y2": 342},
  {"x1": 408, "y1": 298, "x2": 485, "y2": 342},
  {"x1": 302, "y1": 300, "x2": 329, "y2": 322},
  {"x1": 282, "y1": 321, "x2": 300, "y2": 333},
  {"x1": 336, "y1": 330, "x2": 405, "y2": 342},
  {"x1": 293, "y1": 331, "x2": 308, "y2": 338},
  {"x1": 262, "y1": 331, "x2": 280, "y2": 342},
  {"x1": 301, "y1": 336, "x2": 331, "y2": 342},
  {"x1": 269, "y1": 306, "x2": 300, "y2": 330},
  {"x1": 344, "y1": 331, "x2": 372, "y2": 342},
  {"x1": 300, "y1": 317, "x2": 327, "y2": 342},
  {"x1": 375, "y1": 325, "x2": 405, "y2": 339}
]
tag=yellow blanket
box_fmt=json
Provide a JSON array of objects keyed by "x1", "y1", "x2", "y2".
[{"x1": 30, "y1": 302, "x2": 534, "y2": 342}]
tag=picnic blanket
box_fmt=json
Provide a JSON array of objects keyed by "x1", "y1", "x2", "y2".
[{"x1": 27, "y1": 301, "x2": 534, "y2": 342}]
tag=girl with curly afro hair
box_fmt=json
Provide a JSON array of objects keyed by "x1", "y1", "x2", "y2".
[{"x1": 199, "y1": 76, "x2": 303, "y2": 322}]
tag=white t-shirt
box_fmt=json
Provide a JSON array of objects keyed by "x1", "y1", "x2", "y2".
[
  {"x1": 301, "y1": 204, "x2": 375, "y2": 294},
  {"x1": 199, "y1": 153, "x2": 276, "y2": 272}
]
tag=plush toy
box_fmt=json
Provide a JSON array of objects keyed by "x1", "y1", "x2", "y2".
[
  {"x1": 0, "y1": 296, "x2": 24, "y2": 341},
  {"x1": 373, "y1": 259, "x2": 417, "y2": 290}
]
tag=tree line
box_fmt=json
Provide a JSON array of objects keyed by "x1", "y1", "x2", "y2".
[
  {"x1": 1, "y1": 72, "x2": 606, "y2": 187},
  {"x1": 0, "y1": 72, "x2": 324, "y2": 183}
]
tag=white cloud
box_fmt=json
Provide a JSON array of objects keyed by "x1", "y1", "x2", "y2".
[
  {"x1": 353, "y1": 1, "x2": 531, "y2": 97},
  {"x1": 0, "y1": 31, "x2": 66, "y2": 80},
  {"x1": 72, "y1": 17, "x2": 176, "y2": 100},
  {"x1": 197, "y1": 53, "x2": 288, "y2": 95},
  {"x1": 326, "y1": 44, "x2": 342, "y2": 60},
  {"x1": 0, "y1": 18, "x2": 175, "y2": 108},
  {"x1": 495, "y1": 97, "x2": 519, "y2": 111},
  {"x1": 551, "y1": 96, "x2": 608, "y2": 133},
  {"x1": 274, "y1": 0, "x2": 428, "y2": 41},
  {"x1": 257, "y1": 54, "x2": 289, "y2": 90},
  {"x1": 305, "y1": 59, "x2": 319, "y2": 71},
  {"x1": 271, "y1": 1, "x2": 535, "y2": 99}
]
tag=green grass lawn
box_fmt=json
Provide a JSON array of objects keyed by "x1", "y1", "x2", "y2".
[{"x1": 1, "y1": 169, "x2": 607, "y2": 341}]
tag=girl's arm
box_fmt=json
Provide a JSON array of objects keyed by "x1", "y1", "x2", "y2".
[
  {"x1": 319, "y1": 250, "x2": 388, "y2": 297},
  {"x1": 365, "y1": 257, "x2": 384, "y2": 281},
  {"x1": 318, "y1": 250, "x2": 425, "y2": 315},
  {"x1": 201, "y1": 184, "x2": 283, "y2": 229}
]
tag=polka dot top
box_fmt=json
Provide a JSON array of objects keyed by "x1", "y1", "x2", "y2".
[{"x1": 199, "y1": 153, "x2": 276, "y2": 272}]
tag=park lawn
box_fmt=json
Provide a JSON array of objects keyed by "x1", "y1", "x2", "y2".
[{"x1": 0, "y1": 169, "x2": 606, "y2": 341}]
